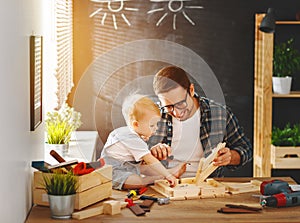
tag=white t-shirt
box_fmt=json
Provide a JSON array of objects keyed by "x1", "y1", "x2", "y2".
[
  {"x1": 169, "y1": 108, "x2": 204, "y2": 177},
  {"x1": 101, "y1": 126, "x2": 150, "y2": 162}
]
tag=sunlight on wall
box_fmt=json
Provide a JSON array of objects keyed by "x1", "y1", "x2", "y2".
[{"x1": 42, "y1": 1, "x2": 59, "y2": 112}]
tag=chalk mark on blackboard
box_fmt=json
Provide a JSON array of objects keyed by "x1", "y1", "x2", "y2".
[
  {"x1": 89, "y1": 0, "x2": 139, "y2": 30},
  {"x1": 148, "y1": 0, "x2": 204, "y2": 30}
]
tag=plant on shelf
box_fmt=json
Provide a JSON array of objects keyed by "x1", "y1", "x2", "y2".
[
  {"x1": 273, "y1": 38, "x2": 300, "y2": 77},
  {"x1": 45, "y1": 103, "x2": 82, "y2": 145},
  {"x1": 272, "y1": 38, "x2": 300, "y2": 94},
  {"x1": 43, "y1": 171, "x2": 78, "y2": 219},
  {"x1": 272, "y1": 123, "x2": 300, "y2": 147}
]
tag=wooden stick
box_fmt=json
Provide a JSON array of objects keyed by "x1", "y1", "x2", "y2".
[
  {"x1": 72, "y1": 206, "x2": 104, "y2": 220},
  {"x1": 194, "y1": 159, "x2": 203, "y2": 183},
  {"x1": 72, "y1": 201, "x2": 127, "y2": 220}
]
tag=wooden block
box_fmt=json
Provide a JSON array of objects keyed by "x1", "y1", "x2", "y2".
[
  {"x1": 103, "y1": 200, "x2": 121, "y2": 215},
  {"x1": 200, "y1": 194, "x2": 216, "y2": 198},
  {"x1": 129, "y1": 204, "x2": 146, "y2": 216},
  {"x1": 169, "y1": 196, "x2": 186, "y2": 201},
  {"x1": 153, "y1": 180, "x2": 174, "y2": 197},
  {"x1": 194, "y1": 159, "x2": 204, "y2": 182},
  {"x1": 72, "y1": 206, "x2": 103, "y2": 220},
  {"x1": 196, "y1": 180, "x2": 225, "y2": 198},
  {"x1": 173, "y1": 184, "x2": 200, "y2": 198},
  {"x1": 72, "y1": 200, "x2": 127, "y2": 220},
  {"x1": 120, "y1": 201, "x2": 128, "y2": 209},
  {"x1": 139, "y1": 200, "x2": 154, "y2": 208},
  {"x1": 206, "y1": 178, "x2": 224, "y2": 187},
  {"x1": 179, "y1": 177, "x2": 196, "y2": 184},
  {"x1": 250, "y1": 179, "x2": 262, "y2": 186},
  {"x1": 150, "y1": 185, "x2": 170, "y2": 198},
  {"x1": 185, "y1": 195, "x2": 200, "y2": 200},
  {"x1": 196, "y1": 163, "x2": 218, "y2": 185},
  {"x1": 220, "y1": 181, "x2": 259, "y2": 194},
  {"x1": 152, "y1": 180, "x2": 200, "y2": 199}
]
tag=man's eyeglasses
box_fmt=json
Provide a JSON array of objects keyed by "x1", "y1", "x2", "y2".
[{"x1": 160, "y1": 91, "x2": 189, "y2": 114}]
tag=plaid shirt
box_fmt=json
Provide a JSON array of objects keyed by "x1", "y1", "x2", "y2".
[{"x1": 147, "y1": 97, "x2": 253, "y2": 177}]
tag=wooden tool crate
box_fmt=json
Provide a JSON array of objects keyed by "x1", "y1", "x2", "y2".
[
  {"x1": 33, "y1": 165, "x2": 112, "y2": 210},
  {"x1": 271, "y1": 145, "x2": 300, "y2": 169}
]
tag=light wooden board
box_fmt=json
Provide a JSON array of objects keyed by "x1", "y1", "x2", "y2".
[{"x1": 195, "y1": 142, "x2": 226, "y2": 185}]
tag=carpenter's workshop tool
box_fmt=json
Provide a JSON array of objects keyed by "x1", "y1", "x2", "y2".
[
  {"x1": 217, "y1": 204, "x2": 262, "y2": 214},
  {"x1": 140, "y1": 195, "x2": 170, "y2": 205},
  {"x1": 260, "y1": 179, "x2": 292, "y2": 195},
  {"x1": 31, "y1": 161, "x2": 51, "y2": 172},
  {"x1": 127, "y1": 187, "x2": 148, "y2": 198},
  {"x1": 261, "y1": 191, "x2": 300, "y2": 207},
  {"x1": 129, "y1": 204, "x2": 146, "y2": 216},
  {"x1": 49, "y1": 149, "x2": 105, "y2": 175},
  {"x1": 260, "y1": 179, "x2": 300, "y2": 207}
]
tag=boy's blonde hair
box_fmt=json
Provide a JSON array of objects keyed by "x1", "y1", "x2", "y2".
[{"x1": 122, "y1": 94, "x2": 160, "y2": 126}]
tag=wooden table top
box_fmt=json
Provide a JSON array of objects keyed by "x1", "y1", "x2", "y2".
[{"x1": 25, "y1": 177, "x2": 300, "y2": 223}]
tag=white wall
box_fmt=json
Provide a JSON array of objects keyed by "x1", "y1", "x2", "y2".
[{"x1": 0, "y1": 0, "x2": 53, "y2": 222}]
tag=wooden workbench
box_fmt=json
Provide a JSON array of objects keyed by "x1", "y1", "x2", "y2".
[{"x1": 25, "y1": 177, "x2": 300, "y2": 223}]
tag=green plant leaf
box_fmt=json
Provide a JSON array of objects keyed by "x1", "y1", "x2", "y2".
[
  {"x1": 45, "y1": 103, "x2": 82, "y2": 144},
  {"x1": 273, "y1": 38, "x2": 300, "y2": 77},
  {"x1": 272, "y1": 123, "x2": 300, "y2": 146},
  {"x1": 43, "y1": 171, "x2": 78, "y2": 195}
]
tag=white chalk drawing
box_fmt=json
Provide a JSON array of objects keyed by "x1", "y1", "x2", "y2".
[
  {"x1": 89, "y1": 0, "x2": 139, "y2": 30},
  {"x1": 148, "y1": 0, "x2": 203, "y2": 30}
]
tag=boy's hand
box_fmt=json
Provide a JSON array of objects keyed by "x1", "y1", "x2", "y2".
[
  {"x1": 150, "y1": 143, "x2": 171, "y2": 160},
  {"x1": 166, "y1": 174, "x2": 177, "y2": 187}
]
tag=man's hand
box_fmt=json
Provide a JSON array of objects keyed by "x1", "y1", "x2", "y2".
[
  {"x1": 213, "y1": 147, "x2": 241, "y2": 166},
  {"x1": 150, "y1": 143, "x2": 171, "y2": 160}
]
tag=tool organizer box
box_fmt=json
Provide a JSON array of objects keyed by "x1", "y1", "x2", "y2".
[
  {"x1": 33, "y1": 165, "x2": 112, "y2": 210},
  {"x1": 271, "y1": 145, "x2": 300, "y2": 169}
]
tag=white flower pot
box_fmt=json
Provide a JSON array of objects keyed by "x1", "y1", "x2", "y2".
[
  {"x1": 272, "y1": 76, "x2": 292, "y2": 94},
  {"x1": 45, "y1": 143, "x2": 69, "y2": 160}
]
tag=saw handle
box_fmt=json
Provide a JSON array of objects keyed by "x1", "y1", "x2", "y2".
[{"x1": 50, "y1": 149, "x2": 66, "y2": 163}]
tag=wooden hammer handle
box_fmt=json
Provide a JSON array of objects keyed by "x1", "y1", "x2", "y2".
[{"x1": 50, "y1": 150, "x2": 66, "y2": 163}]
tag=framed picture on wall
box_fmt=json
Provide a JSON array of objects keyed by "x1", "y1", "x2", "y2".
[{"x1": 30, "y1": 35, "x2": 43, "y2": 131}]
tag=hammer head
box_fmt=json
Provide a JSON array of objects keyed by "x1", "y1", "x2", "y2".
[{"x1": 157, "y1": 197, "x2": 170, "y2": 205}]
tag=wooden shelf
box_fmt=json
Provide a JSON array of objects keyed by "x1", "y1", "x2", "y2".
[
  {"x1": 276, "y1": 21, "x2": 300, "y2": 25},
  {"x1": 254, "y1": 14, "x2": 300, "y2": 177},
  {"x1": 273, "y1": 91, "x2": 300, "y2": 98}
]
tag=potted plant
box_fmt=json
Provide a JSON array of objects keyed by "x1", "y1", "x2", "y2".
[
  {"x1": 272, "y1": 123, "x2": 300, "y2": 147},
  {"x1": 45, "y1": 103, "x2": 82, "y2": 154},
  {"x1": 271, "y1": 123, "x2": 300, "y2": 169},
  {"x1": 43, "y1": 171, "x2": 78, "y2": 219},
  {"x1": 273, "y1": 37, "x2": 300, "y2": 94}
]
